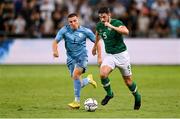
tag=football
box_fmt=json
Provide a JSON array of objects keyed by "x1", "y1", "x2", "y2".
[{"x1": 84, "y1": 98, "x2": 98, "y2": 112}]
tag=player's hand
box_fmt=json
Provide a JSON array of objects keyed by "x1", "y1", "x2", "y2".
[
  {"x1": 98, "y1": 57, "x2": 102, "y2": 65},
  {"x1": 92, "y1": 46, "x2": 97, "y2": 56},
  {"x1": 53, "y1": 51, "x2": 59, "y2": 58},
  {"x1": 104, "y1": 22, "x2": 113, "y2": 28}
]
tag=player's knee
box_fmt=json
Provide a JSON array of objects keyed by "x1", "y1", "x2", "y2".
[
  {"x1": 72, "y1": 74, "x2": 80, "y2": 80},
  {"x1": 100, "y1": 66, "x2": 112, "y2": 79},
  {"x1": 100, "y1": 71, "x2": 108, "y2": 79},
  {"x1": 123, "y1": 76, "x2": 132, "y2": 85}
]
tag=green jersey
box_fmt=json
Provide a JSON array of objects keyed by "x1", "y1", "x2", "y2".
[{"x1": 96, "y1": 19, "x2": 127, "y2": 54}]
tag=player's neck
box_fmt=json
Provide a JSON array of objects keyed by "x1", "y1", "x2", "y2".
[
  {"x1": 72, "y1": 25, "x2": 80, "y2": 31},
  {"x1": 108, "y1": 18, "x2": 112, "y2": 23}
]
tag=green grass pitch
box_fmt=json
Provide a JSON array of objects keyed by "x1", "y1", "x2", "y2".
[{"x1": 0, "y1": 65, "x2": 180, "y2": 118}]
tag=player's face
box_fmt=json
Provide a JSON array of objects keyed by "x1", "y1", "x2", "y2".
[
  {"x1": 68, "y1": 16, "x2": 79, "y2": 30},
  {"x1": 99, "y1": 13, "x2": 110, "y2": 23}
]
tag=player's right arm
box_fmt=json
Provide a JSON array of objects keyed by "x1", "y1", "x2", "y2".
[
  {"x1": 52, "y1": 40, "x2": 59, "y2": 57},
  {"x1": 92, "y1": 31, "x2": 101, "y2": 56},
  {"x1": 52, "y1": 26, "x2": 66, "y2": 58},
  {"x1": 104, "y1": 21, "x2": 129, "y2": 35}
]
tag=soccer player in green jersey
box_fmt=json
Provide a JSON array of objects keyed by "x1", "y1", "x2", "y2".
[{"x1": 92, "y1": 7, "x2": 141, "y2": 110}]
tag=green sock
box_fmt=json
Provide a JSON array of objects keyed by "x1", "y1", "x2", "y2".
[
  {"x1": 101, "y1": 77, "x2": 113, "y2": 96},
  {"x1": 128, "y1": 82, "x2": 140, "y2": 96}
]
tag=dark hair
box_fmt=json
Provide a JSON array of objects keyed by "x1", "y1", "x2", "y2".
[
  {"x1": 68, "y1": 13, "x2": 78, "y2": 18},
  {"x1": 98, "y1": 7, "x2": 111, "y2": 14}
]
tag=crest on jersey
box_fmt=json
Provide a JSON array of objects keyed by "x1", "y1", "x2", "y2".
[{"x1": 78, "y1": 33, "x2": 83, "y2": 37}]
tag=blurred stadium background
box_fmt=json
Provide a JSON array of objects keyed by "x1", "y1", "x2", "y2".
[
  {"x1": 0, "y1": 0, "x2": 180, "y2": 118},
  {"x1": 0, "y1": 0, "x2": 179, "y2": 38},
  {"x1": 0, "y1": 0, "x2": 179, "y2": 64}
]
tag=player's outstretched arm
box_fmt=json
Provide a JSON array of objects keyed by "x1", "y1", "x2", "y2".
[{"x1": 52, "y1": 40, "x2": 59, "y2": 58}]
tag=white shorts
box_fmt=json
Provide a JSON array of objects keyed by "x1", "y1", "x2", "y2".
[{"x1": 101, "y1": 50, "x2": 132, "y2": 76}]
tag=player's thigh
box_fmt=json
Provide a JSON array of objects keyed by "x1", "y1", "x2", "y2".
[
  {"x1": 100, "y1": 55, "x2": 115, "y2": 78},
  {"x1": 100, "y1": 65, "x2": 113, "y2": 78},
  {"x1": 118, "y1": 62, "x2": 132, "y2": 77},
  {"x1": 114, "y1": 51, "x2": 132, "y2": 76},
  {"x1": 73, "y1": 67, "x2": 84, "y2": 79},
  {"x1": 67, "y1": 61, "x2": 85, "y2": 79},
  {"x1": 67, "y1": 62, "x2": 75, "y2": 77},
  {"x1": 76, "y1": 56, "x2": 88, "y2": 74}
]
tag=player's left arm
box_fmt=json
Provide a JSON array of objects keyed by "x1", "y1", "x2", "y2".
[{"x1": 104, "y1": 22, "x2": 129, "y2": 35}]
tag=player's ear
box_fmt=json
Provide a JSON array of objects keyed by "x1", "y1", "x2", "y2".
[
  {"x1": 76, "y1": 17, "x2": 79, "y2": 23},
  {"x1": 108, "y1": 13, "x2": 111, "y2": 17},
  {"x1": 108, "y1": 13, "x2": 111, "y2": 22},
  {"x1": 77, "y1": 18, "x2": 79, "y2": 23}
]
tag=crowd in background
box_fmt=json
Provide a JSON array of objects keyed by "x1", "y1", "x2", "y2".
[{"x1": 0, "y1": 0, "x2": 179, "y2": 38}]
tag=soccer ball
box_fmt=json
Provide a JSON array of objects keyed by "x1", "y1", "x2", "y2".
[{"x1": 84, "y1": 98, "x2": 98, "y2": 112}]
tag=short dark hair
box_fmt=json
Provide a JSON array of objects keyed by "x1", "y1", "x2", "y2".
[
  {"x1": 98, "y1": 7, "x2": 111, "y2": 14},
  {"x1": 68, "y1": 13, "x2": 78, "y2": 18}
]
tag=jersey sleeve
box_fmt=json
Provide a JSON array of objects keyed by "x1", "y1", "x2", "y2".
[
  {"x1": 114, "y1": 20, "x2": 125, "y2": 27},
  {"x1": 85, "y1": 28, "x2": 95, "y2": 43},
  {"x1": 55, "y1": 26, "x2": 67, "y2": 43}
]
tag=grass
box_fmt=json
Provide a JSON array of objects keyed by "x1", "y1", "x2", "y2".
[{"x1": 0, "y1": 65, "x2": 180, "y2": 118}]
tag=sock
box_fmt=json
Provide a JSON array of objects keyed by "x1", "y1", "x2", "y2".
[
  {"x1": 101, "y1": 77, "x2": 113, "y2": 96},
  {"x1": 81, "y1": 78, "x2": 89, "y2": 88},
  {"x1": 74, "y1": 79, "x2": 81, "y2": 102},
  {"x1": 128, "y1": 81, "x2": 139, "y2": 96}
]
